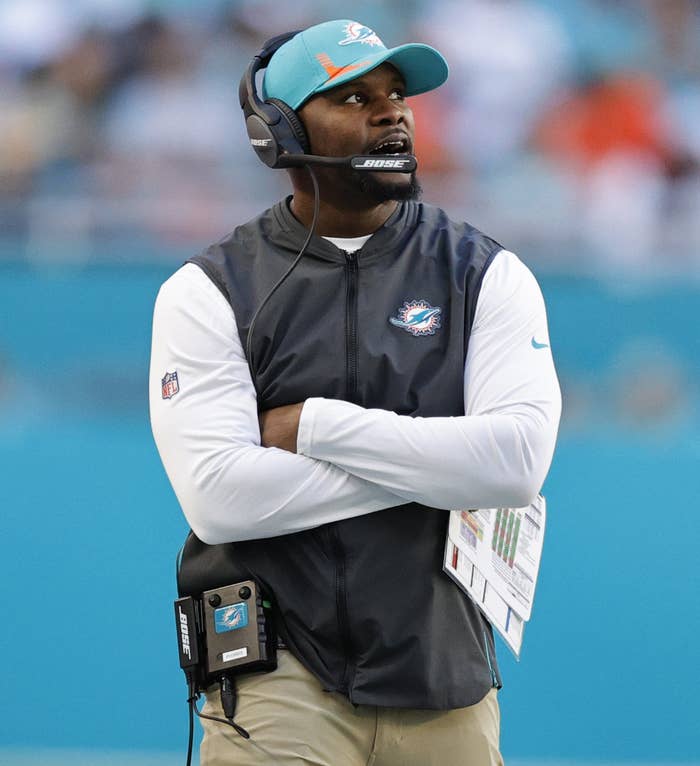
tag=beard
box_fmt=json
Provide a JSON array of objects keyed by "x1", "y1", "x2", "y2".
[{"x1": 354, "y1": 171, "x2": 422, "y2": 203}]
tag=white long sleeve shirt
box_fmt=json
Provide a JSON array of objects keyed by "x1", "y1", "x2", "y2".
[{"x1": 149, "y1": 249, "x2": 561, "y2": 544}]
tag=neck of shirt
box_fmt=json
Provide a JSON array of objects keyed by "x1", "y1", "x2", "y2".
[{"x1": 322, "y1": 234, "x2": 372, "y2": 253}]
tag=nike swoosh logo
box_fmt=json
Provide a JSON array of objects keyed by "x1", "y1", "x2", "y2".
[{"x1": 531, "y1": 337, "x2": 549, "y2": 350}]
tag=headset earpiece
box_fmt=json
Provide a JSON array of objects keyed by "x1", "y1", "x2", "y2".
[
  {"x1": 266, "y1": 98, "x2": 309, "y2": 154},
  {"x1": 240, "y1": 31, "x2": 309, "y2": 169}
]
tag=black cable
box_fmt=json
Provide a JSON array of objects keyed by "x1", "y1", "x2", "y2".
[
  {"x1": 186, "y1": 698, "x2": 195, "y2": 766},
  {"x1": 219, "y1": 674, "x2": 237, "y2": 720},
  {"x1": 219, "y1": 675, "x2": 250, "y2": 739},
  {"x1": 186, "y1": 679, "x2": 197, "y2": 766},
  {"x1": 245, "y1": 165, "x2": 321, "y2": 384},
  {"x1": 185, "y1": 677, "x2": 250, "y2": 766},
  {"x1": 181, "y1": 167, "x2": 321, "y2": 764},
  {"x1": 195, "y1": 707, "x2": 251, "y2": 739}
]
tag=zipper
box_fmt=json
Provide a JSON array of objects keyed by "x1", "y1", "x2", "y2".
[
  {"x1": 343, "y1": 250, "x2": 359, "y2": 403},
  {"x1": 329, "y1": 251, "x2": 358, "y2": 694},
  {"x1": 329, "y1": 526, "x2": 354, "y2": 692},
  {"x1": 483, "y1": 629, "x2": 498, "y2": 687}
]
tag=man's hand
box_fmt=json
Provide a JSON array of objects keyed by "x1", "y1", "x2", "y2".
[{"x1": 259, "y1": 403, "x2": 304, "y2": 453}]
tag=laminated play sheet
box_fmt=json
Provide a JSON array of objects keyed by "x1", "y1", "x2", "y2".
[{"x1": 443, "y1": 494, "x2": 546, "y2": 658}]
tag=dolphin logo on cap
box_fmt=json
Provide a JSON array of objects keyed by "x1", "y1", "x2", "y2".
[{"x1": 339, "y1": 22, "x2": 383, "y2": 47}]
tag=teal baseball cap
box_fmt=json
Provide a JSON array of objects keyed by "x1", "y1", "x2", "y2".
[{"x1": 262, "y1": 20, "x2": 449, "y2": 110}]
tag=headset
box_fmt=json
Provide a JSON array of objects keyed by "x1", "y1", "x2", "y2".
[{"x1": 238, "y1": 30, "x2": 417, "y2": 173}]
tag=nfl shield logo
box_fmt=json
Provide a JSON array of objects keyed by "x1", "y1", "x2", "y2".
[{"x1": 161, "y1": 371, "x2": 179, "y2": 399}]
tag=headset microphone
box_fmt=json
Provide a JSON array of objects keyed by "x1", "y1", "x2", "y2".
[{"x1": 276, "y1": 153, "x2": 417, "y2": 172}]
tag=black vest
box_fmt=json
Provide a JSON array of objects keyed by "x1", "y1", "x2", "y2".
[{"x1": 178, "y1": 199, "x2": 503, "y2": 708}]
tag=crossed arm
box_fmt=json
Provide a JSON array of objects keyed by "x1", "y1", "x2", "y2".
[
  {"x1": 259, "y1": 403, "x2": 303, "y2": 454},
  {"x1": 149, "y1": 251, "x2": 561, "y2": 544}
]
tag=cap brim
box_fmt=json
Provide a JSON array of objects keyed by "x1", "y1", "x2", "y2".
[{"x1": 309, "y1": 43, "x2": 448, "y2": 103}]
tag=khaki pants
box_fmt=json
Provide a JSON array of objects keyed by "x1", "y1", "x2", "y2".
[{"x1": 201, "y1": 650, "x2": 504, "y2": 766}]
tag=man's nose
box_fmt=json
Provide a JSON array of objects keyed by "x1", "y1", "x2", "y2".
[{"x1": 370, "y1": 98, "x2": 405, "y2": 126}]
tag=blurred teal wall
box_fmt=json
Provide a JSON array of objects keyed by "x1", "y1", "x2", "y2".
[{"x1": 0, "y1": 259, "x2": 698, "y2": 762}]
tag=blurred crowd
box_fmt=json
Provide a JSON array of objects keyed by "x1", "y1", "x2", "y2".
[{"x1": 1, "y1": 0, "x2": 700, "y2": 271}]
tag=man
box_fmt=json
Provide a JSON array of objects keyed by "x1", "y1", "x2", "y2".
[{"x1": 150, "y1": 19, "x2": 561, "y2": 766}]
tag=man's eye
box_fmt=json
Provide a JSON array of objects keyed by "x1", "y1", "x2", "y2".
[
  {"x1": 344, "y1": 93, "x2": 365, "y2": 104},
  {"x1": 389, "y1": 90, "x2": 405, "y2": 101}
]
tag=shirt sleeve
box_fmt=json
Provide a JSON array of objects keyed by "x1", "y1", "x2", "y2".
[
  {"x1": 149, "y1": 263, "x2": 403, "y2": 544},
  {"x1": 297, "y1": 250, "x2": 562, "y2": 510}
]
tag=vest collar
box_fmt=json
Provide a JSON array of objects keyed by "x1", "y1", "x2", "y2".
[{"x1": 270, "y1": 197, "x2": 419, "y2": 264}]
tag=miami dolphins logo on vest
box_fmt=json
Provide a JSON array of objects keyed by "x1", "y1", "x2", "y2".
[
  {"x1": 389, "y1": 300, "x2": 442, "y2": 336},
  {"x1": 338, "y1": 22, "x2": 383, "y2": 47}
]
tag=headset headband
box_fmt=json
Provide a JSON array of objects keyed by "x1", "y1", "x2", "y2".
[{"x1": 238, "y1": 31, "x2": 300, "y2": 119}]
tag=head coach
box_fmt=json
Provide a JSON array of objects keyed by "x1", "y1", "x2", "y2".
[{"x1": 150, "y1": 18, "x2": 561, "y2": 766}]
